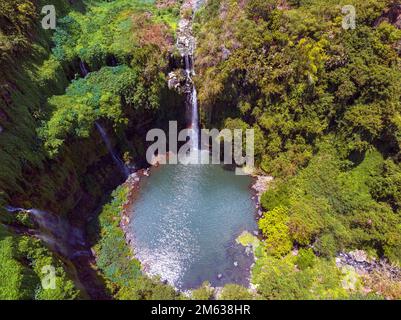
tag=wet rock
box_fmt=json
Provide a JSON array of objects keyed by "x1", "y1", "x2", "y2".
[
  {"x1": 221, "y1": 46, "x2": 231, "y2": 60},
  {"x1": 177, "y1": 18, "x2": 195, "y2": 57},
  {"x1": 233, "y1": 261, "x2": 238, "y2": 267},
  {"x1": 350, "y1": 250, "x2": 368, "y2": 263},
  {"x1": 251, "y1": 175, "x2": 274, "y2": 203},
  {"x1": 217, "y1": 273, "x2": 223, "y2": 279}
]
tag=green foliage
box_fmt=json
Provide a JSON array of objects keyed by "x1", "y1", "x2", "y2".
[
  {"x1": 296, "y1": 248, "x2": 316, "y2": 270},
  {"x1": 0, "y1": 225, "x2": 79, "y2": 300},
  {"x1": 0, "y1": 227, "x2": 29, "y2": 299},
  {"x1": 369, "y1": 159, "x2": 401, "y2": 211},
  {"x1": 93, "y1": 186, "x2": 141, "y2": 292},
  {"x1": 260, "y1": 141, "x2": 401, "y2": 264},
  {"x1": 0, "y1": 0, "x2": 86, "y2": 301},
  {"x1": 0, "y1": 0, "x2": 181, "y2": 300},
  {"x1": 52, "y1": 0, "x2": 178, "y2": 67},
  {"x1": 0, "y1": 0, "x2": 36, "y2": 62},
  {"x1": 117, "y1": 275, "x2": 179, "y2": 300},
  {"x1": 219, "y1": 284, "x2": 254, "y2": 300},
  {"x1": 195, "y1": 0, "x2": 401, "y2": 176},
  {"x1": 39, "y1": 0, "x2": 179, "y2": 156},
  {"x1": 192, "y1": 281, "x2": 214, "y2": 300},
  {"x1": 38, "y1": 66, "x2": 136, "y2": 156},
  {"x1": 252, "y1": 255, "x2": 349, "y2": 300},
  {"x1": 17, "y1": 236, "x2": 80, "y2": 300}
]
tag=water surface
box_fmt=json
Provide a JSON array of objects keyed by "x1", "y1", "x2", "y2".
[{"x1": 129, "y1": 161, "x2": 257, "y2": 290}]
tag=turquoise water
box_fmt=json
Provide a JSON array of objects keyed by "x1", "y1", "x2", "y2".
[{"x1": 129, "y1": 161, "x2": 257, "y2": 290}]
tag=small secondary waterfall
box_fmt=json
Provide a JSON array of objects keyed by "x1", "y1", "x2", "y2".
[
  {"x1": 4, "y1": 205, "x2": 109, "y2": 299},
  {"x1": 95, "y1": 122, "x2": 129, "y2": 178},
  {"x1": 79, "y1": 60, "x2": 89, "y2": 77},
  {"x1": 78, "y1": 61, "x2": 129, "y2": 178},
  {"x1": 4, "y1": 206, "x2": 86, "y2": 258}
]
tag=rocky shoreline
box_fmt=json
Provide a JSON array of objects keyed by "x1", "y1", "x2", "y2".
[
  {"x1": 119, "y1": 168, "x2": 150, "y2": 247},
  {"x1": 251, "y1": 175, "x2": 274, "y2": 219}
]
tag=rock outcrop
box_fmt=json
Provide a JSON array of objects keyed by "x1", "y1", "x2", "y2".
[
  {"x1": 336, "y1": 250, "x2": 401, "y2": 280},
  {"x1": 375, "y1": 4, "x2": 401, "y2": 29}
]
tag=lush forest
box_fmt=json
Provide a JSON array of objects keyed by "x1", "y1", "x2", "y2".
[
  {"x1": 194, "y1": 0, "x2": 401, "y2": 299},
  {"x1": 1, "y1": 0, "x2": 401, "y2": 300}
]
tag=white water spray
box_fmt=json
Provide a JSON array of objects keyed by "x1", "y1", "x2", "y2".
[
  {"x1": 79, "y1": 60, "x2": 89, "y2": 77},
  {"x1": 4, "y1": 206, "x2": 85, "y2": 258},
  {"x1": 184, "y1": 56, "x2": 200, "y2": 151}
]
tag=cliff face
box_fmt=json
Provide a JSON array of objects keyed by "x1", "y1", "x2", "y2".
[{"x1": 375, "y1": 4, "x2": 401, "y2": 29}]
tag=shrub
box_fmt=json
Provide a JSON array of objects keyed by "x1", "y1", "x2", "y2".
[{"x1": 258, "y1": 206, "x2": 292, "y2": 257}]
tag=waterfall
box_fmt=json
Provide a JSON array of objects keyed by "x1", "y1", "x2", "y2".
[
  {"x1": 5, "y1": 205, "x2": 25, "y2": 213},
  {"x1": 190, "y1": 84, "x2": 200, "y2": 150},
  {"x1": 95, "y1": 122, "x2": 129, "y2": 178},
  {"x1": 79, "y1": 60, "x2": 89, "y2": 77},
  {"x1": 178, "y1": 0, "x2": 200, "y2": 152},
  {"x1": 184, "y1": 55, "x2": 200, "y2": 150},
  {"x1": 3, "y1": 205, "x2": 110, "y2": 298}
]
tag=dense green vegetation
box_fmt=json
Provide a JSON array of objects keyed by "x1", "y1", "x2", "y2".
[
  {"x1": 193, "y1": 0, "x2": 401, "y2": 299},
  {"x1": 1, "y1": 0, "x2": 401, "y2": 300},
  {"x1": 1, "y1": 0, "x2": 87, "y2": 300},
  {"x1": 195, "y1": 0, "x2": 401, "y2": 175}
]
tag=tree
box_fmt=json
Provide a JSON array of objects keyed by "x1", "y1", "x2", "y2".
[
  {"x1": 219, "y1": 284, "x2": 254, "y2": 300},
  {"x1": 258, "y1": 206, "x2": 292, "y2": 257},
  {"x1": 192, "y1": 281, "x2": 214, "y2": 300}
]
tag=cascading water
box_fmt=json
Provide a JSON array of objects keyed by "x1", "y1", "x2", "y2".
[
  {"x1": 78, "y1": 61, "x2": 129, "y2": 178},
  {"x1": 177, "y1": 1, "x2": 200, "y2": 153},
  {"x1": 4, "y1": 205, "x2": 109, "y2": 299},
  {"x1": 184, "y1": 55, "x2": 200, "y2": 151},
  {"x1": 95, "y1": 122, "x2": 129, "y2": 178},
  {"x1": 4, "y1": 206, "x2": 86, "y2": 258}
]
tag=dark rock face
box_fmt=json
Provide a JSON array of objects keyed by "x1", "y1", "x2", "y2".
[{"x1": 375, "y1": 4, "x2": 401, "y2": 29}]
